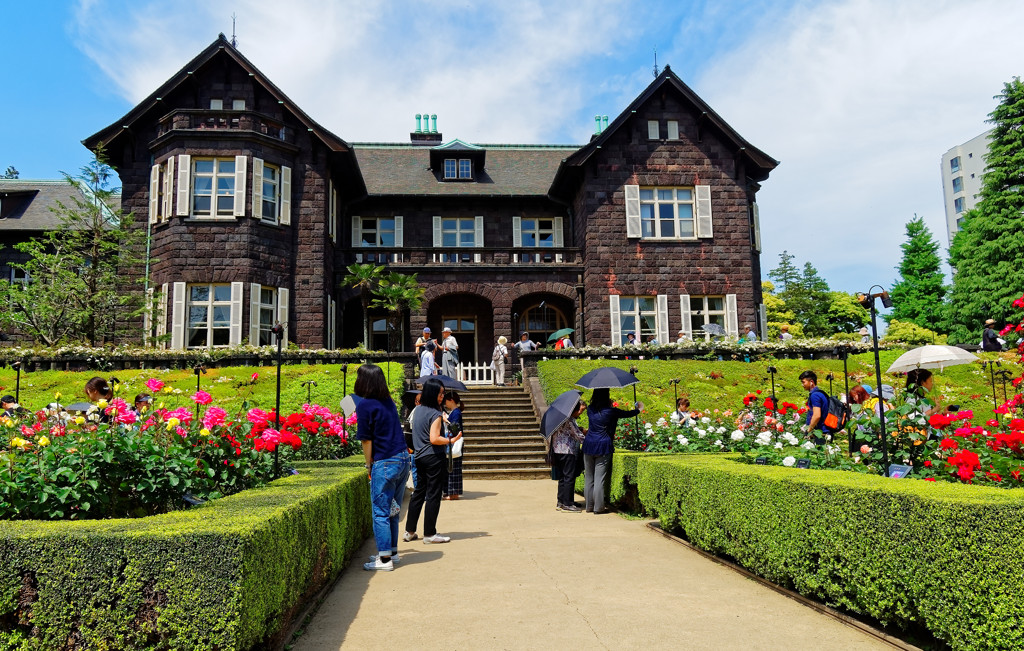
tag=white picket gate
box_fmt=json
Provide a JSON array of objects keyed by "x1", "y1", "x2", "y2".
[{"x1": 456, "y1": 362, "x2": 493, "y2": 385}]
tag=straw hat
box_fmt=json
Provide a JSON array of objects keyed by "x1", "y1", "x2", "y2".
[{"x1": 498, "y1": 336, "x2": 508, "y2": 345}]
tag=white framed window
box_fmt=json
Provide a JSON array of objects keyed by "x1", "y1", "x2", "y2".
[
  {"x1": 617, "y1": 296, "x2": 658, "y2": 344},
  {"x1": 950, "y1": 156, "x2": 961, "y2": 173},
  {"x1": 444, "y1": 159, "x2": 457, "y2": 179},
  {"x1": 443, "y1": 159, "x2": 473, "y2": 180},
  {"x1": 954, "y1": 197, "x2": 966, "y2": 213},
  {"x1": 187, "y1": 284, "x2": 233, "y2": 348},
  {"x1": 352, "y1": 215, "x2": 404, "y2": 262},
  {"x1": 232, "y1": 99, "x2": 246, "y2": 110},
  {"x1": 513, "y1": 216, "x2": 563, "y2": 263},
  {"x1": 192, "y1": 158, "x2": 237, "y2": 218},
  {"x1": 640, "y1": 188, "x2": 695, "y2": 239},
  {"x1": 688, "y1": 295, "x2": 726, "y2": 339},
  {"x1": 667, "y1": 120, "x2": 679, "y2": 140},
  {"x1": 10, "y1": 267, "x2": 29, "y2": 287},
  {"x1": 256, "y1": 287, "x2": 277, "y2": 346},
  {"x1": 459, "y1": 159, "x2": 472, "y2": 179},
  {"x1": 210, "y1": 99, "x2": 223, "y2": 110},
  {"x1": 952, "y1": 176, "x2": 964, "y2": 194},
  {"x1": 248, "y1": 284, "x2": 288, "y2": 348},
  {"x1": 647, "y1": 120, "x2": 659, "y2": 140},
  {"x1": 149, "y1": 158, "x2": 176, "y2": 223},
  {"x1": 252, "y1": 158, "x2": 290, "y2": 224},
  {"x1": 433, "y1": 216, "x2": 482, "y2": 263}
]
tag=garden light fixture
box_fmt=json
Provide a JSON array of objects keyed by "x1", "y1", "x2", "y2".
[
  {"x1": 12, "y1": 361, "x2": 21, "y2": 404},
  {"x1": 301, "y1": 380, "x2": 317, "y2": 405},
  {"x1": 982, "y1": 360, "x2": 1001, "y2": 411},
  {"x1": 669, "y1": 378, "x2": 680, "y2": 402},
  {"x1": 859, "y1": 287, "x2": 891, "y2": 476},
  {"x1": 272, "y1": 322, "x2": 287, "y2": 477}
]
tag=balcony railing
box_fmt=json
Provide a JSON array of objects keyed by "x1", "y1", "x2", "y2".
[
  {"x1": 348, "y1": 246, "x2": 582, "y2": 267},
  {"x1": 156, "y1": 109, "x2": 292, "y2": 144}
]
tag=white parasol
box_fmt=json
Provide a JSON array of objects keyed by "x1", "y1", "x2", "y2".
[{"x1": 886, "y1": 345, "x2": 980, "y2": 374}]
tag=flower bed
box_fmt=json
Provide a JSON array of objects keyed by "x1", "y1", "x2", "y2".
[
  {"x1": 635, "y1": 454, "x2": 1024, "y2": 651},
  {"x1": 0, "y1": 460, "x2": 370, "y2": 650}
]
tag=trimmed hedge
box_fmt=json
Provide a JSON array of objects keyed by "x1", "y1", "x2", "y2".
[
  {"x1": 0, "y1": 461, "x2": 370, "y2": 650},
  {"x1": 637, "y1": 454, "x2": 1024, "y2": 651},
  {"x1": 573, "y1": 451, "x2": 658, "y2": 507}
]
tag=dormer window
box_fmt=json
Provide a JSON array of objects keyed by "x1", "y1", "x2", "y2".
[
  {"x1": 459, "y1": 159, "x2": 472, "y2": 179},
  {"x1": 443, "y1": 158, "x2": 473, "y2": 180}
]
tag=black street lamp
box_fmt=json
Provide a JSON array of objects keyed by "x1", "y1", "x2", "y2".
[
  {"x1": 629, "y1": 365, "x2": 640, "y2": 435},
  {"x1": 825, "y1": 372, "x2": 835, "y2": 395},
  {"x1": 856, "y1": 288, "x2": 893, "y2": 476},
  {"x1": 193, "y1": 365, "x2": 206, "y2": 420},
  {"x1": 833, "y1": 345, "x2": 851, "y2": 401},
  {"x1": 340, "y1": 363, "x2": 350, "y2": 440},
  {"x1": 767, "y1": 365, "x2": 778, "y2": 412},
  {"x1": 301, "y1": 380, "x2": 317, "y2": 405},
  {"x1": 982, "y1": 360, "x2": 1001, "y2": 411},
  {"x1": 669, "y1": 378, "x2": 680, "y2": 403},
  {"x1": 272, "y1": 322, "x2": 286, "y2": 477},
  {"x1": 12, "y1": 361, "x2": 21, "y2": 404},
  {"x1": 996, "y1": 369, "x2": 1013, "y2": 404}
]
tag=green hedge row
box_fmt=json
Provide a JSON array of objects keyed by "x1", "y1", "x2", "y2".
[
  {"x1": 0, "y1": 460, "x2": 370, "y2": 650},
  {"x1": 636, "y1": 454, "x2": 1024, "y2": 651},
  {"x1": 573, "y1": 451, "x2": 659, "y2": 506}
]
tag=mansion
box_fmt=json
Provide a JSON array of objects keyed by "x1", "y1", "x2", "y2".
[{"x1": 54, "y1": 35, "x2": 773, "y2": 361}]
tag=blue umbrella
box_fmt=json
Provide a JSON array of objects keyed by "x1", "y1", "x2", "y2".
[
  {"x1": 540, "y1": 389, "x2": 583, "y2": 439},
  {"x1": 575, "y1": 367, "x2": 639, "y2": 389}
]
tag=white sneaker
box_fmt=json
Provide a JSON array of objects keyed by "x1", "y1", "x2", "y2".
[
  {"x1": 423, "y1": 533, "x2": 450, "y2": 544},
  {"x1": 368, "y1": 553, "x2": 400, "y2": 564},
  {"x1": 363, "y1": 557, "x2": 394, "y2": 571},
  {"x1": 403, "y1": 531, "x2": 418, "y2": 542}
]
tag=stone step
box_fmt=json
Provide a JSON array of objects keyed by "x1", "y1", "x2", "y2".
[
  {"x1": 467, "y1": 434, "x2": 544, "y2": 444},
  {"x1": 452, "y1": 386, "x2": 545, "y2": 479},
  {"x1": 463, "y1": 467, "x2": 550, "y2": 480},
  {"x1": 466, "y1": 451, "x2": 548, "y2": 463}
]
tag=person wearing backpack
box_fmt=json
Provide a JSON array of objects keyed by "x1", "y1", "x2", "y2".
[
  {"x1": 492, "y1": 336, "x2": 510, "y2": 385},
  {"x1": 799, "y1": 370, "x2": 833, "y2": 445}
]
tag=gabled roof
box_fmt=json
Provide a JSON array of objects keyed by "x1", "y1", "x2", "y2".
[
  {"x1": 551, "y1": 65, "x2": 778, "y2": 195},
  {"x1": 0, "y1": 180, "x2": 118, "y2": 231},
  {"x1": 432, "y1": 139, "x2": 484, "y2": 151},
  {"x1": 83, "y1": 34, "x2": 350, "y2": 155},
  {"x1": 353, "y1": 144, "x2": 577, "y2": 197}
]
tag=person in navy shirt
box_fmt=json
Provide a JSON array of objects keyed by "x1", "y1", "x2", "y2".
[
  {"x1": 582, "y1": 388, "x2": 641, "y2": 513},
  {"x1": 799, "y1": 370, "x2": 831, "y2": 445},
  {"x1": 355, "y1": 364, "x2": 412, "y2": 571}
]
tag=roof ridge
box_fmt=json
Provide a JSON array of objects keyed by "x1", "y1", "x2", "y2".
[{"x1": 352, "y1": 142, "x2": 581, "y2": 150}]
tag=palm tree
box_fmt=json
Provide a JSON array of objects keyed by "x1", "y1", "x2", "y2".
[
  {"x1": 370, "y1": 272, "x2": 425, "y2": 351},
  {"x1": 342, "y1": 263, "x2": 384, "y2": 347}
]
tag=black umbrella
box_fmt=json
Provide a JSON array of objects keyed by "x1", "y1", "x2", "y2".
[
  {"x1": 415, "y1": 374, "x2": 469, "y2": 392},
  {"x1": 540, "y1": 389, "x2": 583, "y2": 439},
  {"x1": 65, "y1": 402, "x2": 95, "y2": 412},
  {"x1": 575, "y1": 367, "x2": 640, "y2": 389}
]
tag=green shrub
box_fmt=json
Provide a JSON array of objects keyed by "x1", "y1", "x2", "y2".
[
  {"x1": 0, "y1": 463, "x2": 371, "y2": 650},
  {"x1": 883, "y1": 319, "x2": 948, "y2": 345},
  {"x1": 637, "y1": 454, "x2": 1024, "y2": 651},
  {"x1": 573, "y1": 451, "x2": 660, "y2": 507}
]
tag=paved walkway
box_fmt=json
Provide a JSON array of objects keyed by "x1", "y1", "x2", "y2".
[{"x1": 295, "y1": 480, "x2": 890, "y2": 650}]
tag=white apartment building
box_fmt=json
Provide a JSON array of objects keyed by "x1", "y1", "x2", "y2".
[{"x1": 940, "y1": 130, "x2": 991, "y2": 245}]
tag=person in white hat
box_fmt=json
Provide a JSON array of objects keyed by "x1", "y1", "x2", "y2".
[
  {"x1": 492, "y1": 336, "x2": 510, "y2": 385},
  {"x1": 440, "y1": 326, "x2": 459, "y2": 378}
]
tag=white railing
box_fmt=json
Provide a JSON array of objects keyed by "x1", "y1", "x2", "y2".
[{"x1": 457, "y1": 362, "x2": 493, "y2": 385}]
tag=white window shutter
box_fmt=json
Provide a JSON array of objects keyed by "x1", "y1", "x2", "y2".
[
  {"x1": 158, "y1": 283, "x2": 168, "y2": 347},
  {"x1": 624, "y1": 184, "x2": 641, "y2": 238},
  {"x1": 725, "y1": 294, "x2": 739, "y2": 339},
  {"x1": 233, "y1": 156, "x2": 247, "y2": 217},
  {"x1": 656, "y1": 294, "x2": 669, "y2": 344},
  {"x1": 752, "y1": 202, "x2": 761, "y2": 252},
  {"x1": 352, "y1": 216, "x2": 362, "y2": 263},
  {"x1": 249, "y1": 282, "x2": 261, "y2": 346},
  {"x1": 679, "y1": 294, "x2": 692, "y2": 339},
  {"x1": 512, "y1": 216, "x2": 522, "y2": 247},
  {"x1": 667, "y1": 120, "x2": 679, "y2": 140},
  {"x1": 433, "y1": 216, "x2": 442, "y2": 247},
  {"x1": 696, "y1": 185, "x2": 713, "y2": 238},
  {"x1": 163, "y1": 156, "x2": 175, "y2": 220},
  {"x1": 148, "y1": 165, "x2": 160, "y2": 224},
  {"x1": 171, "y1": 282, "x2": 186, "y2": 349},
  {"x1": 176, "y1": 155, "x2": 190, "y2": 216},
  {"x1": 280, "y1": 166, "x2": 292, "y2": 225},
  {"x1": 277, "y1": 287, "x2": 290, "y2": 347},
  {"x1": 229, "y1": 281, "x2": 243, "y2": 345},
  {"x1": 554, "y1": 216, "x2": 564, "y2": 263},
  {"x1": 328, "y1": 296, "x2": 336, "y2": 350},
  {"x1": 647, "y1": 120, "x2": 659, "y2": 140},
  {"x1": 474, "y1": 215, "x2": 483, "y2": 263},
  {"x1": 251, "y1": 157, "x2": 264, "y2": 220},
  {"x1": 758, "y1": 304, "x2": 768, "y2": 342},
  {"x1": 144, "y1": 287, "x2": 154, "y2": 344},
  {"x1": 609, "y1": 295, "x2": 621, "y2": 346},
  {"x1": 394, "y1": 215, "x2": 404, "y2": 247}
]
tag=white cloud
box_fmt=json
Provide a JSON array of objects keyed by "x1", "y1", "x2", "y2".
[{"x1": 691, "y1": 0, "x2": 1024, "y2": 292}]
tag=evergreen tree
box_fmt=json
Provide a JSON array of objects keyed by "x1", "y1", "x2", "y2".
[
  {"x1": 766, "y1": 254, "x2": 832, "y2": 337},
  {"x1": 2, "y1": 166, "x2": 18, "y2": 179},
  {"x1": 886, "y1": 214, "x2": 947, "y2": 330},
  {"x1": 948, "y1": 77, "x2": 1024, "y2": 342},
  {"x1": 767, "y1": 250, "x2": 800, "y2": 292}
]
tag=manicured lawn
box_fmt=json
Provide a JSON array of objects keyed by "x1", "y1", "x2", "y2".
[{"x1": 537, "y1": 350, "x2": 1019, "y2": 421}]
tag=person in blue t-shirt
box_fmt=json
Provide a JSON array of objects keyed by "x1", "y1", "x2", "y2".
[{"x1": 799, "y1": 370, "x2": 831, "y2": 445}]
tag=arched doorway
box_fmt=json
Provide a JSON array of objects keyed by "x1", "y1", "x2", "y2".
[
  {"x1": 425, "y1": 293, "x2": 494, "y2": 364},
  {"x1": 516, "y1": 300, "x2": 570, "y2": 348}
]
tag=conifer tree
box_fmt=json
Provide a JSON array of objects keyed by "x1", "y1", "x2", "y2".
[
  {"x1": 948, "y1": 77, "x2": 1024, "y2": 342},
  {"x1": 886, "y1": 215, "x2": 946, "y2": 330}
]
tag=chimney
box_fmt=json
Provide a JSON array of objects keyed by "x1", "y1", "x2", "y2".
[
  {"x1": 602, "y1": 115, "x2": 609, "y2": 132},
  {"x1": 594, "y1": 115, "x2": 601, "y2": 135},
  {"x1": 410, "y1": 113, "x2": 443, "y2": 145}
]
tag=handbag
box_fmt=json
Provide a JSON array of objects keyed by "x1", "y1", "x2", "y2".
[{"x1": 451, "y1": 437, "x2": 464, "y2": 458}]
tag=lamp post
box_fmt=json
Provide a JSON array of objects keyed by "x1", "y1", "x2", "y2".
[
  {"x1": 767, "y1": 365, "x2": 778, "y2": 412},
  {"x1": 629, "y1": 365, "x2": 640, "y2": 435},
  {"x1": 301, "y1": 380, "x2": 317, "y2": 405},
  {"x1": 996, "y1": 369, "x2": 1013, "y2": 404},
  {"x1": 856, "y1": 288, "x2": 892, "y2": 476},
  {"x1": 833, "y1": 345, "x2": 851, "y2": 400},
  {"x1": 669, "y1": 378, "x2": 680, "y2": 403},
  {"x1": 272, "y1": 322, "x2": 286, "y2": 477},
  {"x1": 825, "y1": 372, "x2": 835, "y2": 395},
  {"x1": 193, "y1": 365, "x2": 206, "y2": 420},
  {"x1": 340, "y1": 363, "x2": 350, "y2": 440},
  {"x1": 539, "y1": 301, "x2": 548, "y2": 346},
  {"x1": 12, "y1": 361, "x2": 21, "y2": 404}
]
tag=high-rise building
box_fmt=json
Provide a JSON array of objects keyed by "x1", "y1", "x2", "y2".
[{"x1": 940, "y1": 130, "x2": 991, "y2": 245}]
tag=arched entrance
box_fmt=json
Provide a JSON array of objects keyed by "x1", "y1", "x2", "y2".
[
  {"x1": 425, "y1": 293, "x2": 494, "y2": 364},
  {"x1": 512, "y1": 294, "x2": 574, "y2": 348}
]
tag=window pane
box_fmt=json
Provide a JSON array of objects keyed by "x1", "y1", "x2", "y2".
[
  {"x1": 539, "y1": 219, "x2": 553, "y2": 230},
  {"x1": 678, "y1": 220, "x2": 694, "y2": 238},
  {"x1": 217, "y1": 177, "x2": 234, "y2": 192},
  {"x1": 372, "y1": 318, "x2": 387, "y2": 333},
  {"x1": 639, "y1": 189, "x2": 654, "y2": 200},
  {"x1": 188, "y1": 306, "x2": 208, "y2": 326},
  {"x1": 442, "y1": 219, "x2": 457, "y2": 230},
  {"x1": 443, "y1": 319, "x2": 458, "y2": 331},
  {"x1": 658, "y1": 203, "x2": 674, "y2": 221},
  {"x1": 621, "y1": 315, "x2": 636, "y2": 332},
  {"x1": 461, "y1": 319, "x2": 474, "y2": 331},
  {"x1": 539, "y1": 232, "x2": 554, "y2": 247},
  {"x1": 522, "y1": 233, "x2": 536, "y2": 246},
  {"x1": 193, "y1": 196, "x2": 210, "y2": 212},
  {"x1": 212, "y1": 306, "x2": 231, "y2": 327},
  {"x1": 640, "y1": 204, "x2": 654, "y2": 220},
  {"x1": 708, "y1": 297, "x2": 724, "y2": 312},
  {"x1": 260, "y1": 308, "x2": 275, "y2": 327},
  {"x1": 442, "y1": 233, "x2": 457, "y2": 247},
  {"x1": 677, "y1": 189, "x2": 692, "y2": 201},
  {"x1": 521, "y1": 219, "x2": 535, "y2": 231},
  {"x1": 213, "y1": 285, "x2": 232, "y2": 302},
  {"x1": 619, "y1": 297, "x2": 635, "y2": 312},
  {"x1": 217, "y1": 196, "x2": 233, "y2": 212},
  {"x1": 212, "y1": 329, "x2": 230, "y2": 346},
  {"x1": 460, "y1": 233, "x2": 474, "y2": 246},
  {"x1": 262, "y1": 199, "x2": 276, "y2": 218},
  {"x1": 657, "y1": 189, "x2": 673, "y2": 201},
  {"x1": 660, "y1": 220, "x2": 675, "y2": 237},
  {"x1": 638, "y1": 297, "x2": 655, "y2": 312},
  {"x1": 188, "y1": 329, "x2": 208, "y2": 347},
  {"x1": 690, "y1": 297, "x2": 703, "y2": 312},
  {"x1": 709, "y1": 314, "x2": 725, "y2": 327},
  {"x1": 190, "y1": 286, "x2": 209, "y2": 302},
  {"x1": 264, "y1": 166, "x2": 277, "y2": 182},
  {"x1": 639, "y1": 314, "x2": 657, "y2": 332},
  {"x1": 194, "y1": 160, "x2": 214, "y2": 174},
  {"x1": 218, "y1": 160, "x2": 235, "y2": 174}
]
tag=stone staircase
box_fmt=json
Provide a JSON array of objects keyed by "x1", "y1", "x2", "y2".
[{"x1": 459, "y1": 385, "x2": 548, "y2": 479}]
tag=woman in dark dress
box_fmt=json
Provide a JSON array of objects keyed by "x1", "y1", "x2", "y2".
[
  {"x1": 582, "y1": 388, "x2": 640, "y2": 514},
  {"x1": 442, "y1": 391, "x2": 465, "y2": 500},
  {"x1": 404, "y1": 378, "x2": 462, "y2": 544}
]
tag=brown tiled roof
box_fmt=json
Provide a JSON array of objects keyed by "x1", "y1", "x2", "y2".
[
  {"x1": 353, "y1": 144, "x2": 579, "y2": 196},
  {"x1": 0, "y1": 180, "x2": 111, "y2": 231}
]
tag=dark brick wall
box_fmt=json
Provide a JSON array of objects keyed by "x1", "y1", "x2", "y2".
[{"x1": 572, "y1": 91, "x2": 763, "y2": 345}]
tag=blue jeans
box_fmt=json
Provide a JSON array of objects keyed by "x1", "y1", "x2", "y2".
[{"x1": 370, "y1": 452, "x2": 412, "y2": 554}]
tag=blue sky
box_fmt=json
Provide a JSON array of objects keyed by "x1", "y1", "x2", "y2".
[{"x1": 3, "y1": 0, "x2": 1022, "y2": 296}]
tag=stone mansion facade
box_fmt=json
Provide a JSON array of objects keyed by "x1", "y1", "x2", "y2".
[{"x1": 80, "y1": 35, "x2": 777, "y2": 362}]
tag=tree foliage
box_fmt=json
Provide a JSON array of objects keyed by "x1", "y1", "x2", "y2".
[
  {"x1": 370, "y1": 272, "x2": 425, "y2": 351},
  {"x1": 825, "y1": 291, "x2": 870, "y2": 334},
  {"x1": 342, "y1": 263, "x2": 385, "y2": 346},
  {"x1": 0, "y1": 152, "x2": 149, "y2": 346},
  {"x1": 2, "y1": 166, "x2": 18, "y2": 179},
  {"x1": 886, "y1": 214, "x2": 947, "y2": 330},
  {"x1": 766, "y1": 252, "x2": 833, "y2": 336},
  {"x1": 948, "y1": 77, "x2": 1024, "y2": 343}
]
